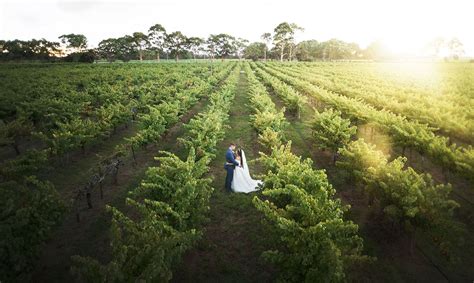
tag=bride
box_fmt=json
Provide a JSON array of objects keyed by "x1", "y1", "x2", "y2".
[{"x1": 231, "y1": 149, "x2": 262, "y2": 193}]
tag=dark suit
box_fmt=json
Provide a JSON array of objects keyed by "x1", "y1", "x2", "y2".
[{"x1": 224, "y1": 148, "x2": 238, "y2": 191}]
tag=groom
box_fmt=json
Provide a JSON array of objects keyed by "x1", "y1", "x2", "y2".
[{"x1": 224, "y1": 143, "x2": 239, "y2": 192}]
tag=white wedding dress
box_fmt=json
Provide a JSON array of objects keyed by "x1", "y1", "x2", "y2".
[{"x1": 231, "y1": 150, "x2": 263, "y2": 193}]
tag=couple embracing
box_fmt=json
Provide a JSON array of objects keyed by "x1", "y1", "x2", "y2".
[{"x1": 224, "y1": 143, "x2": 262, "y2": 193}]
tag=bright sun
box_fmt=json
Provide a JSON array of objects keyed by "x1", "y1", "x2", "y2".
[{"x1": 382, "y1": 34, "x2": 425, "y2": 56}]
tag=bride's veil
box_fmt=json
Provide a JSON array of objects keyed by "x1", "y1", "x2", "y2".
[{"x1": 241, "y1": 150, "x2": 250, "y2": 174}]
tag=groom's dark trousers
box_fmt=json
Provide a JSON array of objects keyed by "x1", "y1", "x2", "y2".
[
  {"x1": 224, "y1": 148, "x2": 238, "y2": 192},
  {"x1": 224, "y1": 164, "x2": 234, "y2": 192}
]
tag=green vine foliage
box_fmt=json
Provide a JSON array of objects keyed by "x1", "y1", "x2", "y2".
[
  {"x1": 259, "y1": 63, "x2": 474, "y2": 179},
  {"x1": 337, "y1": 139, "x2": 463, "y2": 259},
  {"x1": 0, "y1": 176, "x2": 65, "y2": 281},
  {"x1": 71, "y1": 64, "x2": 240, "y2": 282},
  {"x1": 311, "y1": 108, "x2": 356, "y2": 161},
  {"x1": 253, "y1": 143, "x2": 370, "y2": 282}
]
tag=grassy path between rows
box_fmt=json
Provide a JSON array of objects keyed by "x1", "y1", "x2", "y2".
[
  {"x1": 32, "y1": 95, "x2": 210, "y2": 282},
  {"x1": 173, "y1": 70, "x2": 274, "y2": 282}
]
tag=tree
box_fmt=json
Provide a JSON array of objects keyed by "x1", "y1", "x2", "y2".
[
  {"x1": 311, "y1": 108, "x2": 356, "y2": 164},
  {"x1": 347, "y1": 42, "x2": 362, "y2": 58},
  {"x1": 273, "y1": 22, "x2": 303, "y2": 61},
  {"x1": 132, "y1": 32, "x2": 149, "y2": 61},
  {"x1": 0, "y1": 40, "x2": 26, "y2": 60},
  {"x1": 0, "y1": 39, "x2": 59, "y2": 61},
  {"x1": 244, "y1": 42, "x2": 266, "y2": 61},
  {"x1": 59, "y1": 34, "x2": 88, "y2": 52},
  {"x1": 43, "y1": 40, "x2": 60, "y2": 58},
  {"x1": 63, "y1": 49, "x2": 97, "y2": 63},
  {"x1": 186, "y1": 37, "x2": 204, "y2": 60},
  {"x1": 426, "y1": 37, "x2": 445, "y2": 57},
  {"x1": 273, "y1": 22, "x2": 292, "y2": 61},
  {"x1": 363, "y1": 40, "x2": 390, "y2": 60},
  {"x1": 320, "y1": 39, "x2": 360, "y2": 60},
  {"x1": 261, "y1": 32, "x2": 272, "y2": 61},
  {"x1": 206, "y1": 34, "x2": 236, "y2": 60},
  {"x1": 205, "y1": 36, "x2": 217, "y2": 60},
  {"x1": 447, "y1": 38, "x2": 464, "y2": 59},
  {"x1": 288, "y1": 23, "x2": 304, "y2": 60},
  {"x1": 98, "y1": 36, "x2": 135, "y2": 62},
  {"x1": 234, "y1": 37, "x2": 249, "y2": 59},
  {"x1": 166, "y1": 31, "x2": 187, "y2": 61},
  {"x1": 148, "y1": 24, "x2": 167, "y2": 61},
  {"x1": 98, "y1": 38, "x2": 119, "y2": 62},
  {"x1": 295, "y1": 40, "x2": 321, "y2": 61},
  {"x1": 118, "y1": 35, "x2": 138, "y2": 62}
]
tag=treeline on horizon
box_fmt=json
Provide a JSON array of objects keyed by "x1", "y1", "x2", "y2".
[{"x1": 0, "y1": 22, "x2": 466, "y2": 63}]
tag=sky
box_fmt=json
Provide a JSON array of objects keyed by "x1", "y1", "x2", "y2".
[{"x1": 1, "y1": 0, "x2": 473, "y2": 56}]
